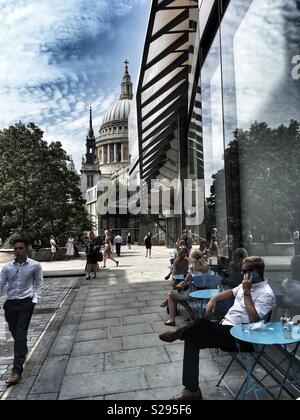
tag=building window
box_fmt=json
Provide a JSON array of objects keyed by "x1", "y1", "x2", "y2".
[{"x1": 87, "y1": 175, "x2": 94, "y2": 188}]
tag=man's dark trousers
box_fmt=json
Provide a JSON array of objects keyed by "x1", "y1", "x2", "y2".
[
  {"x1": 116, "y1": 243, "x2": 121, "y2": 257},
  {"x1": 4, "y1": 298, "x2": 35, "y2": 374},
  {"x1": 176, "y1": 319, "x2": 252, "y2": 392}
]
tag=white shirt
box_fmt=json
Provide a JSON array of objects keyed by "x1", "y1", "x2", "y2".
[
  {"x1": 222, "y1": 280, "x2": 275, "y2": 327},
  {"x1": 0, "y1": 258, "x2": 44, "y2": 304},
  {"x1": 114, "y1": 236, "x2": 123, "y2": 244}
]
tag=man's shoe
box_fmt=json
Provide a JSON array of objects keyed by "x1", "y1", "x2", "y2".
[
  {"x1": 171, "y1": 388, "x2": 203, "y2": 401},
  {"x1": 6, "y1": 373, "x2": 22, "y2": 387},
  {"x1": 159, "y1": 330, "x2": 177, "y2": 343}
]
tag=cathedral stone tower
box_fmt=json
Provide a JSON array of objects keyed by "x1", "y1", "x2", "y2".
[{"x1": 80, "y1": 106, "x2": 101, "y2": 194}]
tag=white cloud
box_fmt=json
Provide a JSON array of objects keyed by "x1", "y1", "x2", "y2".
[{"x1": 0, "y1": 0, "x2": 148, "y2": 169}]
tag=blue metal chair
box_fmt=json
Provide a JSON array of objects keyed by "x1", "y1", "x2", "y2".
[
  {"x1": 216, "y1": 311, "x2": 273, "y2": 398},
  {"x1": 187, "y1": 274, "x2": 222, "y2": 320}
]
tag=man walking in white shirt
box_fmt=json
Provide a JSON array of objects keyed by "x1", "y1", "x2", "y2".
[
  {"x1": 114, "y1": 233, "x2": 123, "y2": 257},
  {"x1": 0, "y1": 239, "x2": 44, "y2": 387}
]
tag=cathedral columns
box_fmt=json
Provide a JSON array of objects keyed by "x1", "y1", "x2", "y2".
[
  {"x1": 114, "y1": 143, "x2": 118, "y2": 163},
  {"x1": 107, "y1": 144, "x2": 111, "y2": 163},
  {"x1": 101, "y1": 146, "x2": 105, "y2": 164},
  {"x1": 121, "y1": 143, "x2": 124, "y2": 162}
]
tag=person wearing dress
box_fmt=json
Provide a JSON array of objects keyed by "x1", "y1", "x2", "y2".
[
  {"x1": 144, "y1": 232, "x2": 152, "y2": 258},
  {"x1": 85, "y1": 231, "x2": 100, "y2": 279},
  {"x1": 103, "y1": 230, "x2": 119, "y2": 268},
  {"x1": 50, "y1": 235, "x2": 58, "y2": 262},
  {"x1": 65, "y1": 234, "x2": 75, "y2": 260}
]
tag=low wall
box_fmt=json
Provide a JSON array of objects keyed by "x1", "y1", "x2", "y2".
[
  {"x1": 0, "y1": 248, "x2": 67, "y2": 263},
  {"x1": 0, "y1": 249, "x2": 15, "y2": 263},
  {"x1": 253, "y1": 243, "x2": 294, "y2": 257},
  {"x1": 31, "y1": 248, "x2": 67, "y2": 262}
]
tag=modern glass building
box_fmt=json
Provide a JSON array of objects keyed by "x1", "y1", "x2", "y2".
[
  {"x1": 129, "y1": 0, "x2": 300, "y2": 384},
  {"x1": 130, "y1": 0, "x2": 300, "y2": 259},
  {"x1": 130, "y1": 0, "x2": 300, "y2": 329}
]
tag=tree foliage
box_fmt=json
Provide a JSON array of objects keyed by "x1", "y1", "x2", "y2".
[{"x1": 0, "y1": 122, "x2": 92, "y2": 246}]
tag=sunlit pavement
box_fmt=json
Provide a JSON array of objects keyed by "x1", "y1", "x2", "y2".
[{"x1": 0, "y1": 246, "x2": 294, "y2": 400}]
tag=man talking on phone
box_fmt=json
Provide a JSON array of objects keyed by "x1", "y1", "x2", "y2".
[
  {"x1": 0, "y1": 239, "x2": 44, "y2": 387},
  {"x1": 159, "y1": 256, "x2": 275, "y2": 400}
]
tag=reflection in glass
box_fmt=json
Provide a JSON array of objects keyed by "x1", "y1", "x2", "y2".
[
  {"x1": 201, "y1": 31, "x2": 229, "y2": 260},
  {"x1": 221, "y1": 0, "x2": 300, "y2": 251}
]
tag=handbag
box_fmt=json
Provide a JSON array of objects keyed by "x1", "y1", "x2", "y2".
[{"x1": 97, "y1": 251, "x2": 103, "y2": 262}]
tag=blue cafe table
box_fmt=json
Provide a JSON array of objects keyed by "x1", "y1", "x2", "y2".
[
  {"x1": 189, "y1": 289, "x2": 219, "y2": 300},
  {"x1": 188, "y1": 289, "x2": 219, "y2": 319},
  {"x1": 230, "y1": 322, "x2": 300, "y2": 400},
  {"x1": 173, "y1": 274, "x2": 185, "y2": 282}
]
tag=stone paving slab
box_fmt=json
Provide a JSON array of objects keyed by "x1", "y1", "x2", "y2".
[
  {"x1": 122, "y1": 313, "x2": 162, "y2": 325},
  {"x1": 66, "y1": 354, "x2": 104, "y2": 376},
  {"x1": 71, "y1": 338, "x2": 122, "y2": 357},
  {"x1": 75, "y1": 328, "x2": 109, "y2": 342},
  {"x1": 105, "y1": 347, "x2": 170, "y2": 370},
  {"x1": 78, "y1": 318, "x2": 120, "y2": 330},
  {"x1": 59, "y1": 367, "x2": 147, "y2": 400},
  {"x1": 31, "y1": 355, "x2": 69, "y2": 395},
  {"x1": 144, "y1": 362, "x2": 183, "y2": 389},
  {"x1": 122, "y1": 333, "x2": 167, "y2": 350},
  {"x1": 27, "y1": 393, "x2": 59, "y2": 400},
  {"x1": 108, "y1": 323, "x2": 153, "y2": 338},
  {"x1": 104, "y1": 308, "x2": 141, "y2": 318}
]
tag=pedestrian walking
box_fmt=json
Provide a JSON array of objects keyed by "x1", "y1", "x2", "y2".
[
  {"x1": 209, "y1": 227, "x2": 220, "y2": 257},
  {"x1": 127, "y1": 232, "x2": 132, "y2": 250},
  {"x1": 85, "y1": 232, "x2": 101, "y2": 279},
  {"x1": 144, "y1": 232, "x2": 152, "y2": 258},
  {"x1": 103, "y1": 230, "x2": 119, "y2": 268},
  {"x1": 0, "y1": 239, "x2": 44, "y2": 387},
  {"x1": 114, "y1": 233, "x2": 123, "y2": 257},
  {"x1": 74, "y1": 234, "x2": 80, "y2": 258},
  {"x1": 50, "y1": 235, "x2": 58, "y2": 261},
  {"x1": 65, "y1": 233, "x2": 75, "y2": 260}
]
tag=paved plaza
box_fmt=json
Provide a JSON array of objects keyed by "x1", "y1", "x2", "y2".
[{"x1": 0, "y1": 247, "x2": 295, "y2": 400}]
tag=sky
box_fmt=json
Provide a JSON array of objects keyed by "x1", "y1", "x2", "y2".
[{"x1": 0, "y1": 0, "x2": 150, "y2": 170}]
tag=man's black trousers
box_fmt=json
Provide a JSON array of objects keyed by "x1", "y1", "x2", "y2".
[
  {"x1": 116, "y1": 243, "x2": 121, "y2": 257},
  {"x1": 176, "y1": 319, "x2": 252, "y2": 392},
  {"x1": 4, "y1": 298, "x2": 35, "y2": 374}
]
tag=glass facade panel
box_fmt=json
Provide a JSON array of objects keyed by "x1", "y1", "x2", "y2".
[
  {"x1": 221, "y1": 0, "x2": 300, "y2": 261},
  {"x1": 201, "y1": 31, "x2": 229, "y2": 262}
]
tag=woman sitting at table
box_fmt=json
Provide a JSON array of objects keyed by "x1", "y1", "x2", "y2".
[
  {"x1": 163, "y1": 250, "x2": 209, "y2": 327},
  {"x1": 161, "y1": 248, "x2": 189, "y2": 306}
]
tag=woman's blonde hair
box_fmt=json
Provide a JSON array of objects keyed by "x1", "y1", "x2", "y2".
[{"x1": 189, "y1": 249, "x2": 209, "y2": 273}]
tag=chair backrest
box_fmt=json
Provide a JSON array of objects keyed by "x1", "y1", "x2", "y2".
[{"x1": 192, "y1": 273, "x2": 221, "y2": 290}]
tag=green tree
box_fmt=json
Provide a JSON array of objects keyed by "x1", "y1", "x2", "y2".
[
  {"x1": 207, "y1": 120, "x2": 300, "y2": 245},
  {"x1": 0, "y1": 122, "x2": 92, "y2": 246}
]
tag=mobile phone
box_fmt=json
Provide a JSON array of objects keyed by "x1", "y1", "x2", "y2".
[{"x1": 250, "y1": 271, "x2": 258, "y2": 281}]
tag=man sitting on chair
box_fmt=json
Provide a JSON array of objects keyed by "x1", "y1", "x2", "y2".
[{"x1": 159, "y1": 256, "x2": 275, "y2": 400}]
